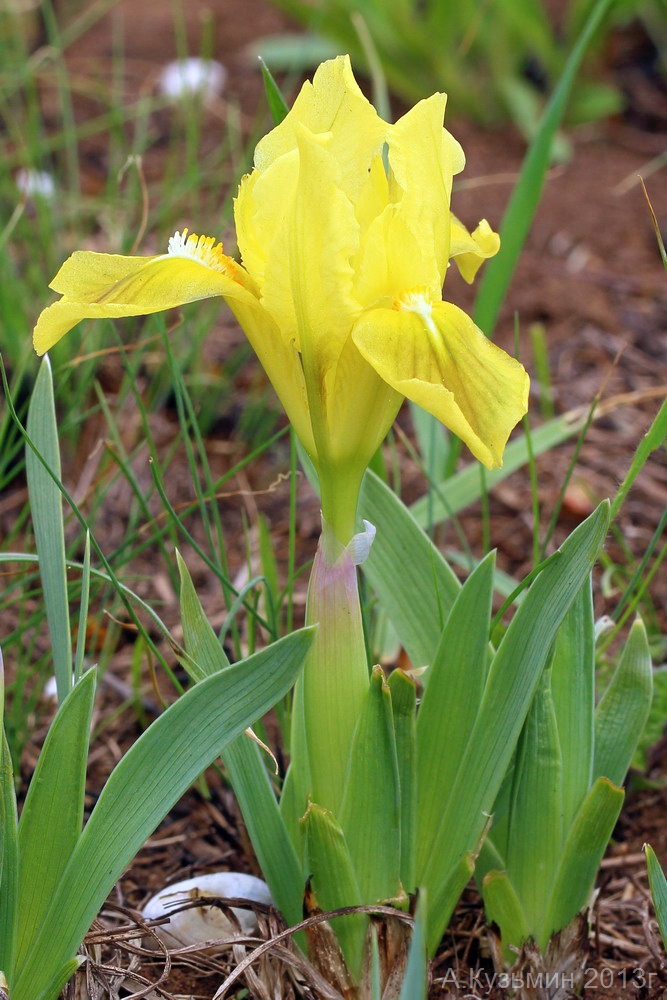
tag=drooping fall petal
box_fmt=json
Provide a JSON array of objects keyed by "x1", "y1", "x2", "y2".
[
  {"x1": 352, "y1": 294, "x2": 529, "y2": 469},
  {"x1": 32, "y1": 233, "x2": 318, "y2": 457},
  {"x1": 33, "y1": 234, "x2": 252, "y2": 355}
]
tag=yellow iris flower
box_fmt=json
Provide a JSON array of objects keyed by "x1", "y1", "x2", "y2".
[{"x1": 33, "y1": 55, "x2": 528, "y2": 543}]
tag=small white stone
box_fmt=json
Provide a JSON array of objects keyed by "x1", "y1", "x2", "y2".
[
  {"x1": 141, "y1": 872, "x2": 272, "y2": 948},
  {"x1": 15, "y1": 168, "x2": 56, "y2": 200},
  {"x1": 158, "y1": 58, "x2": 227, "y2": 101}
]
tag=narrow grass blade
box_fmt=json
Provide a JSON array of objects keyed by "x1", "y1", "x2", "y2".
[
  {"x1": 279, "y1": 674, "x2": 311, "y2": 850},
  {"x1": 410, "y1": 402, "x2": 451, "y2": 489},
  {"x1": 529, "y1": 323, "x2": 555, "y2": 419},
  {"x1": 594, "y1": 618, "x2": 653, "y2": 786},
  {"x1": 350, "y1": 10, "x2": 390, "y2": 120},
  {"x1": 610, "y1": 398, "x2": 667, "y2": 521},
  {"x1": 388, "y1": 669, "x2": 417, "y2": 893},
  {"x1": 12, "y1": 629, "x2": 314, "y2": 1000},
  {"x1": 421, "y1": 501, "x2": 610, "y2": 952},
  {"x1": 73, "y1": 533, "x2": 91, "y2": 684},
  {"x1": 224, "y1": 735, "x2": 305, "y2": 929},
  {"x1": 0, "y1": 647, "x2": 5, "y2": 871},
  {"x1": 25, "y1": 356, "x2": 72, "y2": 702},
  {"x1": 550, "y1": 580, "x2": 594, "y2": 830},
  {"x1": 474, "y1": 0, "x2": 616, "y2": 337},
  {"x1": 4, "y1": 386, "x2": 172, "y2": 674},
  {"x1": 339, "y1": 667, "x2": 401, "y2": 905},
  {"x1": 409, "y1": 409, "x2": 588, "y2": 529},
  {"x1": 15, "y1": 670, "x2": 96, "y2": 969},
  {"x1": 416, "y1": 554, "x2": 494, "y2": 877},
  {"x1": 634, "y1": 666, "x2": 667, "y2": 772},
  {"x1": 0, "y1": 726, "x2": 19, "y2": 980},
  {"x1": 641, "y1": 179, "x2": 666, "y2": 269},
  {"x1": 177, "y1": 551, "x2": 304, "y2": 927},
  {"x1": 360, "y1": 471, "x2": 461, "y2": 670},
  {"x1": 257, "y1": 514, "x2": 280, "y2": 631},
  {"x1": 302, "y1": 802, "x2": 366, "y2": 978},
  {"x1": 542, "y1": 777, "x2": 624, "y2": 943},
  {"x1": 252, "y1": 33, "x2": 338, "y2": 74},
  {"x1": 645, "y1": 845, "x2": 667, "y2": 951},
  {"x1": 259, "y1": 56, "x2": 290, "y2": 124}
]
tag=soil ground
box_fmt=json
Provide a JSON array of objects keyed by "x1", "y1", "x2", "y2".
[{"x1": 5, "y1": 0, "x2": 667, "y2": 996}]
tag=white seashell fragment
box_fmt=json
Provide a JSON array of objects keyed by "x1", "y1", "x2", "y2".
[
  {"x1": 158, "y1": 58, "x2": 227, "y2": 101},
  {"x1": 141, "y1": 872, "x2": 272, "y2": 948}
]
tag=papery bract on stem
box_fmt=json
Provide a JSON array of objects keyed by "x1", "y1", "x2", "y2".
[{"x1": 300, "y1": 518, "x2": 370, "y2": 814}]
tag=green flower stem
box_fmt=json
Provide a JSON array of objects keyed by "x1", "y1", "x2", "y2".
[
  {"x1": 317, "y1": 462, "x2": 365, "y2": 551},
  {"x1": 301, "y1": 519, "x2": 370, "y2": 815}
]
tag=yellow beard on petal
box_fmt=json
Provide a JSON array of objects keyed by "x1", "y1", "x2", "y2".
[{"x1": 395, "y1": 287, "x2": 440, "y2": 341}]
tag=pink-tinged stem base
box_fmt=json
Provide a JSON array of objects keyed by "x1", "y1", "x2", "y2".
[{"x1": 300, "y1": 523, "x2": 370, "y2": 815}]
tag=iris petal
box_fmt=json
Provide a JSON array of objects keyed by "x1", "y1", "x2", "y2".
[
  {"x1": 33, "y1": 249, "x2": 249, "y2": 355},
  {"x1": 253, "y1": 56, "x2": 386, "y2": 200},
  {"x1": 352, "y1": 298, "x2": 529, "y2": 469},
  {"x1": 288, "y1": 126, "x2": 361, "y2": 377},
  {"x1": 387, "y1": 93, "x2": 462, "y2": 279},
  {"x1": 449, "y1": 216, "x2": 501, "y2": 284}
]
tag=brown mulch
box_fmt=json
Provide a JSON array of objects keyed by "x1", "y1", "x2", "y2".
[{"x1": 4, "y1": 0, "x2": 667, "y2": 997}]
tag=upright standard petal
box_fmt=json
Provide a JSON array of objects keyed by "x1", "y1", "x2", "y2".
[
  {"x1": 234, "y1": 152, "x2": 299, "y2": 299},
  {"x1": 352, "y1": 293, "x2": 530, "y2": 469},
  {"x1": 253, "y1": 55, "x2": 386, "y2": 201},
  {"x1": 386, "y1": 93, "x2": 462, "y2": 283},
  {"x1": 287, "y1": 127, "x2": 361, "y2": 412}
]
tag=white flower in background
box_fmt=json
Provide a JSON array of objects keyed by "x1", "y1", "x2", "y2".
[
  {"x1": 158, "y1": 57, "x2": 227, "y2": 101},
  {"x1": 16, "y1": 168, "x2": 56, "y2": 200}
]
